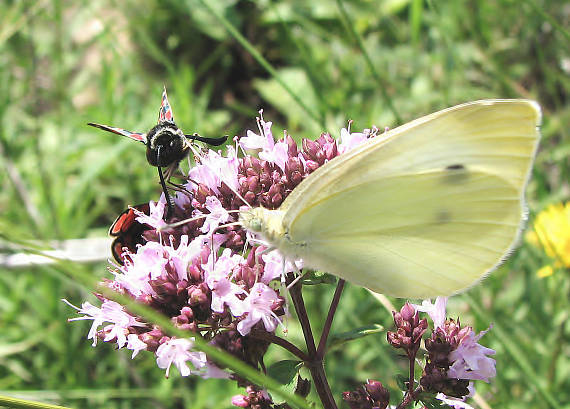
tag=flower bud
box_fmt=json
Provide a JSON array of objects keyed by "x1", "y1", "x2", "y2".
[
  {"x1": 231, "y1": 395, "x2": 249, "y2": 407},
  {"x1": 365, "y1": 379, "x2": 390, "y2": 408}
]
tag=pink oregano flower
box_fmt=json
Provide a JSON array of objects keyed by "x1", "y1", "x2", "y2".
[
  {"x1": 448, "y1": 327, "x2": 497, "y2": 382},
  {"x1": 203, "y1": 249, "x2": 247, "y2": 315},
  {"x1": 64, "y1": 299, "x2": 145, "y2": 347},
  {"x1": 413, "y1": 296, "x2": 448, "y2": 329},
  {"x1": 155, "y1": 337, "x2": 205, "y2": 378},
  {"x1": 237, "y1": 282, "x2": 283, "y2": 336},
  {"x1": 134, "y1": 200, "x2": 166, "y2": 230}
]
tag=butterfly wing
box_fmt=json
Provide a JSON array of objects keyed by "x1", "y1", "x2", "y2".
[
  {"x1": 279, "y1": 100, "x2": 541, "y2": 298},
  {"x1": 87, "y1": 122, "x2": 146, "y2": 143},
  {"x1": 158, "y1": 86, "x2": 174, "y2": 124}
]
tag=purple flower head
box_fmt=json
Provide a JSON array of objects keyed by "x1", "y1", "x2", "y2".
[
  {"x1": 68, "y1": 110, "x2": 381, "y2": 390},
  {"x1": 64, "y1": 299, "x2": 145, "y2": 347},
  {"x1": 134, "y1": 200, "x2": 166, "y2": 230},
  {"x1": 413, "y1": 296, "x2": 448, "y2": 329},
  {"x1": 448, "y1": 327, "x2": 496, "y2": 382},
  {"x1": 155, "y1": 337, "x2": 206, "y2": 377},
  {"x1": 342, "y1": 379, "x2": 390, "y2": 409},
  {"x1": 237, "y1": 282, "x2": 284, "y2": 336},
  {"x1": 387, "y1": 302, "x2": 428, "y2": 355},
  {"x1": 416, "y1": 297, "x2": 496, "y2": 398},
  {"x1": 231, "y1": 385, "x2": 273, "y2": 408}
]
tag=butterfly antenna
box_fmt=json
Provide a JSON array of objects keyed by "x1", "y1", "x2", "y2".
[{"x1": 156, "y1": 146, "x2": 175, "y2": 220}]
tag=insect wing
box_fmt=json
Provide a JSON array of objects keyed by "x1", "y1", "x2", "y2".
[
  {"x1": 88, "y1": 122, "x2": 146, "y2": 143},
  {"x1": 158, "y1": 86, "x2": 174, "y2": 124},
  {"x1": 277, "y1": 100, "x2": 541, "y2": 298},
  {"x1": 109, "y1": 203, "x2": 152, "y2": 265}
]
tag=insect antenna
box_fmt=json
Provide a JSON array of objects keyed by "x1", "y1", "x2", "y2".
[{"x1": 186, "y1": 133, "x2": 228, "y2": 146}]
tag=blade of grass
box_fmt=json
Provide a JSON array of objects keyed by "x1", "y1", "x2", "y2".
[
  {"x1": 524, "y1": 0, "x2": 570, "y2": 45},
  {"x1": 0, "y1": 395, "x2": 70, "y2": 409},
  {"x1": 464, "y1": 293, "x2": 559, "y2": 409},
  {"x1": 334, "y1": 0, "x2": 402, "y2": 124},
  {"x1": 192, "y1": 0, "x2": 325, "y2": 129}
]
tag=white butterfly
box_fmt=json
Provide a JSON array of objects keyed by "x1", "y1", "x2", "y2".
[{"x1": 240, "y1": 100, "x2": 541, "y2": 298}]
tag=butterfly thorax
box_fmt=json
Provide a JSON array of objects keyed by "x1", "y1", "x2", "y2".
[
  {"x1": 240, "y1": 207, "x2": 298, "y2": 252},
  {"x1": 145, "y1": 122, "x2": 190, "y2": 167}
]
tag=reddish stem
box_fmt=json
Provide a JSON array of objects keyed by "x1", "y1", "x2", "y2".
[{"x1": 287, "y1": 273, "x2": 338, "y2": 409}]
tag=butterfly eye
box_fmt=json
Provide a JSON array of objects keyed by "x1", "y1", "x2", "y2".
[{"x1": 250, "y1": 219, "x2": 263, "y2": 232}]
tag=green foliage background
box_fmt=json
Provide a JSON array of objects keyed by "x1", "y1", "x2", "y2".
[{"x1": 0, "y1": 0, "x2": 568, "y2": 408}]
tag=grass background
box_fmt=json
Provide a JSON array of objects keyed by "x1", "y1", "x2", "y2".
[{"x1": 0, "y1": 0, "x2": 568, "y2": 408}]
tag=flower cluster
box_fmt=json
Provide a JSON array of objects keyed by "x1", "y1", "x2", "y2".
[
  {"x1": 344, "y1": 297, "x2": 496, "y2": 408},
  {"x1": 66, "y1": 112, "x2": 376, "y2": 385},
  {"x1": 68, "y1": 110, "x2": 497, "y2": 408},
  {"x1": 342, "y1": 379, "x2": 390, "y2": 409}
]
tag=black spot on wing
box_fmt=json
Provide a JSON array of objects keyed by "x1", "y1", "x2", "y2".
[
  {"x1": 443, "y1": 163, "x2": 469, "y2": 184},
  {"x1": 436, "y1": 209, "x2": 451, "y2": 224},
  {"x1": 446, "y1": 164, "x2": 465, "y2": 171}
]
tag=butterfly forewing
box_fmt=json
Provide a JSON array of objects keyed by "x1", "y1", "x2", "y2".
[{"x1": 275, "y1": 100, "x2": 541, "y2": 298}]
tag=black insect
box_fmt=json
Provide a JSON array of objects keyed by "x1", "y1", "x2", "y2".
[{"x1": 88, "y1": 87, "x2": 227, "y2": 219}]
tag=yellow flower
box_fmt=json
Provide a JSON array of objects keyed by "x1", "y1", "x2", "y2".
[{"x1": 526, "y1": 202, "x2": 570, "y2": 276}]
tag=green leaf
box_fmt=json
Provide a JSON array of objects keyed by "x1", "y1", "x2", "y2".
[
  {"x1": 395, "y1": 374, "x2": 408, "y2": 391},
  {"x1": 328, "y1": 324, "x2": 384, "y2": 348},
  {"x1": 267, "y1": 360, "x2": 303, "y2": 386},
  {"x1": 419, "y1": 393, "x2": 450, "y2": 409},
  {"x1": 300, "y1": 271, "x2": 337, "y2": 285}
]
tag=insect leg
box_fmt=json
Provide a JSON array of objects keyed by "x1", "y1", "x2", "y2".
[{"x1": 156, "y1": 146, "x2": 175, "y2": 220}]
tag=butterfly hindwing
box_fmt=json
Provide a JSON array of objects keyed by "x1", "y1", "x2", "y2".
[{"x1": 286, "y1": 169, "x2": 521, "y2": 298}]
